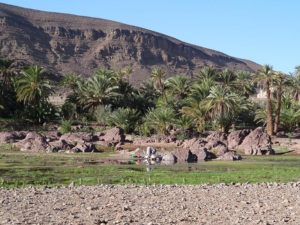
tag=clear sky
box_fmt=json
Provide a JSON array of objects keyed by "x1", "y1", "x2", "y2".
[{"x1": 1, "y1": 0, "x2": 299, "y2": 73}]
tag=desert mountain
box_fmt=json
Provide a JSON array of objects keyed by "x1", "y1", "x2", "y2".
[{"x1": 0, "y1": 3, "x2": 261, "y2": 83}]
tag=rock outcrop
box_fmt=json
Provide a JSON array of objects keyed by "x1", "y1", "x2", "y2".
[
  {"x1": 237, "y1": 127, "x2": 274, "y2": 155},
  {"x1": 0, "y1": 3, "x2": 261, "y2": 83}
]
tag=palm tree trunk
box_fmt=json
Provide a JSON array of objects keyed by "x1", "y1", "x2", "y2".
[
  {"x1": 274, "y1": 82, "x2": 282, "y2": 134},
  {"x1": 266, "y1": 82, "x2": 274, "y2": 136}
]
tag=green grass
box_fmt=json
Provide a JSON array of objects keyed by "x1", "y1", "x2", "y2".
[{"x1": 1, "y1": 145, "x2": 300, "y2": 188}]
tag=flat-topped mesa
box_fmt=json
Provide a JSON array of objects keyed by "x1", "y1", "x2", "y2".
[{"x1": 0, "y1": 3, "x2": 261, "y2": 83}]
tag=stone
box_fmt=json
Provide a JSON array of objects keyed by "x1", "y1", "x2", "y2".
[
  {"x1": 217, "y1": 151, "x2": 242, "y2": 161},
  {"x1": 182, "y1": 138, "x2": 206, "y2": 152},
  {"x1": 72, "y1": 143, "x2": 98, "y2": 153},
  {"x1": 162, "y1": 152, "x2": 177, "y2": 164},
  {"x1": 227, "y1": 129, "x2": 250, "y2": 150},
  {"x1": 0, "y1": 131, "x2": 26, "y2": 144},
  {"x1": 237, "y1": 127, "x2": 274, "y2": 155},
  {"x1": 172, "y1": 148, "x2": 197, "y2": 163},
  {"x1": 209, "y1": 142, "x2": 228, "y2": 156},
  {"x1": 205, "y1": 131, "x2": 228, "y2": 149},
  {"x1": 98, "y1": 127, "x2": 125, "y2": 144},
  {"x1": 59, "y1": 132, "x2": 97, "y2": 144},
  {"x1": 14, "y1": 132, "x2": 49, "y2": 152}
]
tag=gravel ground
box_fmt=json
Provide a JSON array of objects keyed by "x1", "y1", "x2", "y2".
[{"x1": 1, "y1": 183, "x2": 300, "y2": 225}]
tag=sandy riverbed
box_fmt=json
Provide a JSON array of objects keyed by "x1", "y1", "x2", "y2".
[{"x1": 1, "y1": 183, "x2": 300, "y2": 225}]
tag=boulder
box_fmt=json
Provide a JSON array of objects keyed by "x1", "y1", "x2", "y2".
[
  {"x1": 237, "y1": 127, "x2": 274, "y2": 155},
  {"x1": 47, "y1": 139, "x2": 75, "y2": 152},
  {"x1": 205, "y1": 131, "x2": 228, "y2": 149},
  {"x1": 182, "y1": 138, "x2": 206, "y2": 152},
  {"x1": 191, "y1": 147, "x2": 213, "y2": 161},
  {"x1": 0, "y1": 131, "x2": 26, "y2": 144},
  {"x1": 162, "y1": 152, "x2": 176, "y2": 162},
  {"x1": 14, "y1": 132, "x2": 49, "y2": 152},
  {"x1": 59, "y1": 132, "x2": 97, "y2": 144},
  {"x1": 227, "y1": 129, "x2": 250, "y2": 150},
  {"x1": 217, "y1": 151, "x2": 242, "y2": 161},
  {"x1": 172, "y1": 148, "x2": 197, "y2": 163},
  {"x1": 209, "y1": 142, "x2": 228, "y2": 156},
  {"x1": 71, "y1": 143, "x2": 98, "y2": 153},
  {"x1": 98, "y1": 127, "x2": 125, "y2": 144}
]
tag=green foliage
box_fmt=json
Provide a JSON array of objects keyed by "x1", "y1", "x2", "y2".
[
  {"x1": 20, "y1": 102, "x2": 59, "y2": 124},
  {"x1": 61, "y1": 102, "x2": 77, "y2": 120},
  {"x1": 76, "y1": 70, "x2": 119, "y2": 112},
  {"x1": 59, "y1": 120, "x2": 72, "y2": 134},
  {"x1": 108, "y1": 107, "x2": 140, "y2": 133},
  {"x1": 93, "y1": 105, "x2": 112, "y2": 126},
  {"x1": 15, "y1": 65, "x2": 53, "y2": 105},
  {"x1": 143, "y1": 107, "x2": 176, "y2": 135}
]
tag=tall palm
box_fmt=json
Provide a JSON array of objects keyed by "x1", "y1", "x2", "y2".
[
  {"x1": 15, "y1": 65, "x2": 52, "y2": 105},
  {"x1": 77, "y1": 74, "x2": 119, "y2": 111},
  {"x1": 273, "y1": 72, "x2": 289, "y2": 133},
  {"x1": 253, "y1": 65, "x2": 277, "y2": 135},
  {"x1": 151, "y1": 67, "x2": 167, "y2": 102},
  {"x1": 289, "y1": 69, "x2": 300, "y2": 101}
]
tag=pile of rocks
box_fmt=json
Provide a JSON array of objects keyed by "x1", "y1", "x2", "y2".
[
  {"x1": 0, "y1": 127, "x2": 126, "y2": 153},
  {"x1": 172, "y1": 127, "x2": 273, "y2": 162}
]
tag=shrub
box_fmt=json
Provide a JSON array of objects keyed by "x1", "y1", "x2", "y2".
[
  {"x1": 143, "y1": 107, "x2": 176, "y2": 135},
  {"x1": 108, "y1": 107, "x2": 140, "y2": 133},
  {"x1": 59, "y1": 120, "x2": 72, "y2": 134}
]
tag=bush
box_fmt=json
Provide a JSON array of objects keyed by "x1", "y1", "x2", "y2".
[
  {"x1": 93, "y1": 105, "x2": 112, "y2": 126},
  {"x1": 61, "y1": 102, "x2": 77, "y2": 120},
  {"x1": 143, "y1": 107, "x2": 176, "y2": 135},
  {"x1": 59, "y1": 120, "x2": 72, "y2": 134},
  {"x1": 108, "y1": 107, "x2": 140, "y2": 133}
]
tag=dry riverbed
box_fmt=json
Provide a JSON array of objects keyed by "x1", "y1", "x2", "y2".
[{"x1": 1, "y1": 183, "x2": 300, "y2": 225}]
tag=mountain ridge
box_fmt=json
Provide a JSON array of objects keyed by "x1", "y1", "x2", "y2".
[{"x1": 0, "y1": 3, "x2": 261, "y2": 83}]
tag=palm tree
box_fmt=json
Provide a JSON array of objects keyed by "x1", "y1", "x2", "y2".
[
  {"x1": 151, "y1": 67, "x2": 167, "y2": 102},
  {"x1": 294, "y1": 65, "x2": 300, "y2": 77},
  {"x1": 273, "y1": 72, "x2": 289, "y2": 133},
  {"x1": 143, "y1": 107, "x2": 176, "y2": 135},
  {"x1": 216, "y1": 69, "x2": 236, "y2": 90},
  {"x1": 77, "y1": 73, "x2": 119, "y2": 111},
  {"x1": 116, "y1": 66, "x2": 133, "y2": 81},
  {"x1": 197, "y1": 66, "x2": 218, "y2": 80},
  {"x1": 61, "y1": 73, "x2": 82, "y2": 91},
  {"x1": 233, "y1": 71, "x2": 254, "y2": 96},
  {"x1": 108, "y1": 107, "x2": 139, "y2": 133},
  {"x1": 15, "y1": 65, "x2": 52, "y2": 105},
  {"x1": 0, "y1": 59, "x2": 14, "y2": 87},
  {"x1": 165, "y1": 75, "x2": 190, "y2": 100},
  {"x1": 202, "y1": 86, "x2": 247, "y2": 132},
  {"x1": 289, "y1": 69, "x2": 300, "y2": 101},
  {"x1": 253, "y1": 65, "x2": 277, "y2": 136}
]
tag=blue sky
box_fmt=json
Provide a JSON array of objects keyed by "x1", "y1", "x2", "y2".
[{"x1": 1, "y1": 0, "x2": 299, "y2": 73}]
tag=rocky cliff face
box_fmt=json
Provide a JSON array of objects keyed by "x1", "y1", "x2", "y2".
[{"x1": 0, "y1": 3, "x2": 261, "y2": 83}]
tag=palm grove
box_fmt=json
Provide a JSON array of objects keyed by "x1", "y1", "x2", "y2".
[{"x1": 1, "y1": 57, "x2": 300, "y2": 137}]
